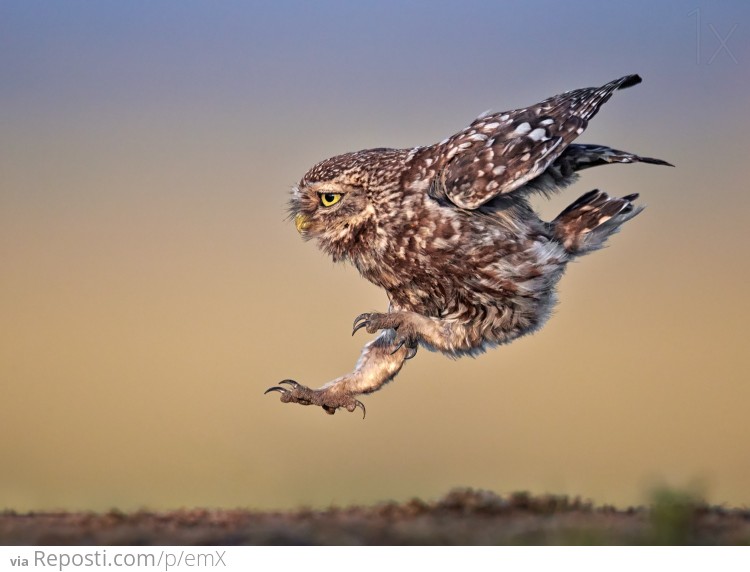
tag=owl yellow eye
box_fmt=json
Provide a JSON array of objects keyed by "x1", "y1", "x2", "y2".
[{"x1": 319, "y1": 192, "x2": 342, "y2": 207}]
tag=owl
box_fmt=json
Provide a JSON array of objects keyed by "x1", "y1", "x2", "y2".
[{"x1": 266, "y1": 74, "x2": 671, "y2": 417}]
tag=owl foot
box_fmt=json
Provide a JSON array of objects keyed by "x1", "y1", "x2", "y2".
[
  {"x1": 352, "y1": 312, "x2": 419, "y2": 359},
  {"x1": 264, "y1": 380, "x2": 366, "y2": 418}
]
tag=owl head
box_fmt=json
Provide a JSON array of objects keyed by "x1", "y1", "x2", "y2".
[{"x1": 289, "y1": 148, "x2": 407, "y2": 262}]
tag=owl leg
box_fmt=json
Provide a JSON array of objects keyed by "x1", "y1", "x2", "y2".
[
  {"x1": 352, "y1": 310, "x2": 477, "y2": 355},
  {"x1": 264, "y1": 331, "x2": 408, "y2": 417},
  {"x1": 353, "y1": 312, "x2": 422, "y2": 356}
]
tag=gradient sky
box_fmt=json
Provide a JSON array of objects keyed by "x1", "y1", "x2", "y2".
[{"x1": 2, "y1": 1, "x2": 749, "y2": 512}]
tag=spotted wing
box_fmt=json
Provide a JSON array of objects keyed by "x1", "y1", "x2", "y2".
[{"x1": 437, "y1": 74, "x2": 643, "y2": 210}]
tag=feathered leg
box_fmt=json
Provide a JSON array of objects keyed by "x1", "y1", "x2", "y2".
[{"x1": 265, "y1": 331, "x2": 408, "y2": 417}]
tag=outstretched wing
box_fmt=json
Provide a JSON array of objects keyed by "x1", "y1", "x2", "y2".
[{"x1": 437, "y1": 74, "x2": 643, "y2": 210}]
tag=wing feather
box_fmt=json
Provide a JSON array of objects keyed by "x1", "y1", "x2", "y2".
[{"x1": 437, "y1": 74, "x2": 642, "y2": 209}]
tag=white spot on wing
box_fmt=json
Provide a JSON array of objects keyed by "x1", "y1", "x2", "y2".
[
  {"x1": 513, "y1": 122, "x2": 532, "y2": 135},
  {"x1": 444, "y1": 145, "x2": 460, "y2": 160}
]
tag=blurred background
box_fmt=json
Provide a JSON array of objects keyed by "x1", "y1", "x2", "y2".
[{"x1": 2, "y1": 0, "x2": 749, "y2": 512}]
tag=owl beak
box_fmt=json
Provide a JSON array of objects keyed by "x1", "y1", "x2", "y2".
[{"x1": 295, "y1": 213, "x2": 311, "y2": 234}]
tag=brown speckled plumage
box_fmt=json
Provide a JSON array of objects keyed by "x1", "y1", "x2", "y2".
[{"x1": 266, "y1": 74, "x2": 672, "y2": 417}]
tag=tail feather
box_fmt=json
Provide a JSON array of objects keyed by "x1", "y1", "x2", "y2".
[
  {"x1": 561, "y1": 144, "x2": 674, "y2": 172},
  {"x1": 554, "y1": 189, "x2": 643, "y2": 255},
  {"x1": 614, "y1": 74, "x2": 643, "y2": 90},
  {"x1": 637, "y1": 155, "x2": 674, "y2": 167}
]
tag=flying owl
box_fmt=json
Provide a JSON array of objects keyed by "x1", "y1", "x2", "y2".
[{"x1": 265, "y1": 74, "x2": 671, "y2": 417}]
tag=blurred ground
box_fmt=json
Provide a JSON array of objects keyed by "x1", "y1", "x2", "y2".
[{"x1": 2, "y1": 488, "x2": 749, "y2": 545}]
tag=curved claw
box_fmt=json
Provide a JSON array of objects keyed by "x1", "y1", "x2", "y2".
[
  {"x1": 352, "y1": 313, "x2": 371, "y2": 336},
  {"x1": 354, "y1": 399, "x2": 366, "y2": 419},
  {"x1": 264, "y1": 386, "x2": 287, "y2": 395},
  {"x1": 391, "y1": 337, "x2": 418, "y2": 358},
  {"x1": 278, "y1": 379, "x2": 301, "y2": 388}
]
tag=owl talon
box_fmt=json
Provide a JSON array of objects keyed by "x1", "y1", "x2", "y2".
[
  {"x1": 352, "y1": 313, "x2": 371, "y2": 336},
  {"x1": 264, "y1": 386, "x2": 287, "y2": 395},
  {"x1": 264, "y1": 379, "x2": 303, "y2": 395},
  {"x1": 391, "y1": 336, "x2": 418, "y2": 357},
  {"x1": 264, "y1": 380, "x2": 367, "y2": 418},
  {"x1": 352, "y1": 399, "x2": 366, "y2": 418},
  {"x1": 352, "y1": 311, "x2": 403, "y2": 336},
  {"x1": 353, "y1": 312, "x2": 390, "y2": 336}
]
